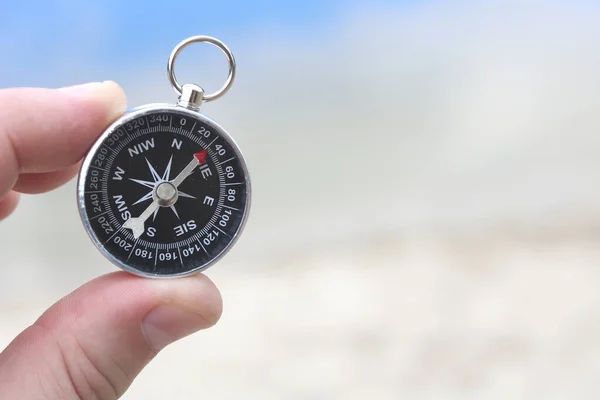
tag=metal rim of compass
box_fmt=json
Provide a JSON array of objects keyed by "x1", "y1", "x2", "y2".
[{"x1": 77, "y1": 104, "x2": 252, "y2": 279}]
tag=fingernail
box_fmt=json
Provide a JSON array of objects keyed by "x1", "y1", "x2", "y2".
[
  {"x1": 142, "y1": 306, "x2": 210, "y2": 351},
  {"x1": 59, "y1": 81, "x2": 127, "y2": 119}
]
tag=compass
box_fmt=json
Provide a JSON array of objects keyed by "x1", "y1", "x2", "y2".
[{"x1": 77, "y1": 36, "x2": 251, "y2": 278}]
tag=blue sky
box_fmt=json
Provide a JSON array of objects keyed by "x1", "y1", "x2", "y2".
[
  {"x1": 0, "y1": 0, "x2": 409, "y2": 88},
  {"x1": 2, "y1": 0, "x2": 598, "y2": 91}
]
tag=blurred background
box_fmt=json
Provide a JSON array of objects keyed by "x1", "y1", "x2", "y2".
[{"x1": 2, "y1": 0, "x2": 600, "y2": 398}]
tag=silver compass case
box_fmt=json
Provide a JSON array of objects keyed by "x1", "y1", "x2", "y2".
[{"x1": 76, "y1": 36, "x2": 251, "y2": 278}]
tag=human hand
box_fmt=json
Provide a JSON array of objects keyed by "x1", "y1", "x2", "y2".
[{"x1": 0, "y1": 82, "x2": 223, "y2": 399}]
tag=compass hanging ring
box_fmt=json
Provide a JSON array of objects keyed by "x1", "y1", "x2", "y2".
[
  {"x1": 167, "y1": 35, "x2": 236, "y2": 102},
  {"x1": 76, "y1": 36, "x2": 251, "y2": 278}
]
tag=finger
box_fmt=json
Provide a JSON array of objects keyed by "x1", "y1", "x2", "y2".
[
  {"x1": 0, "y1": 81, "x2": 126, "y2": 197},
  {"x1": 0, "y1": 271, "x2": 222, "y2": 399},
  {"x1": 0, "y1": 191, "x2": 20, "y2": 221},
  {"x1": 12, "y1": 162, "x2": 82, "y2": 194}
]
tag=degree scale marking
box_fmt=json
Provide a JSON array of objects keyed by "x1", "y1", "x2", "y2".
[
  {"x1": 84, "y1": 111, "x2": 246, "y2": 274},
  {"x1": 94, "y1": 126, "x2": 226, "y2": 248}
]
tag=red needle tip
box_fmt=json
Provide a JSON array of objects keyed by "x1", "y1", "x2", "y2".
[{"x1": 194, "y1": 150, "x2": 208, "y2": 164}]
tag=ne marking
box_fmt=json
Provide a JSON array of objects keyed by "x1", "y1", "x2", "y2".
[
  {"x1": 223, "y1": 205, "x2": 241, "y2": 211},
  {"x1": 223, "y1": 182, "x2": 244, "y2": 186},
  {"x1": 189, "y1": 121, "x2": 197, "y2": 134}
]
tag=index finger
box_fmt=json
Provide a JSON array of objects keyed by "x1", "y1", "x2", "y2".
[{"x1": 0, "y1": 81, "x2": 127, "y2": 197}]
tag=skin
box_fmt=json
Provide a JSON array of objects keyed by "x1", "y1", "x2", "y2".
[{"x1": 0, "y1": 81, "x2": 223, "y2": 399}]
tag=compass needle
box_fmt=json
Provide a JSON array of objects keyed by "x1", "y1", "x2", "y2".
[
  {"x1": 170, "y1": 156, "x2": 200, "y2": 188},
  {"x1": 124, "y1": 200, "x2": 161, "y2": 237},
  {"x1": 78, "y1": 35, "x2": 250, "y2": 277}
]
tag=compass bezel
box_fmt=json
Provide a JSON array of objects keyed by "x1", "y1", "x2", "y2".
[{"x1": 77, "y1": 103, "x2": 252, "y2": 278}]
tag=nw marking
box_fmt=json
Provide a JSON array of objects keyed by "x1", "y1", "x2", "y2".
[{"x1": 128, "y1": 138, "x2": 155, "y2": 157}]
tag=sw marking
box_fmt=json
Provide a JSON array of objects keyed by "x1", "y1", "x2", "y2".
[{"x1": 112, "y1": 195, "x2": 132, "y2": 221}]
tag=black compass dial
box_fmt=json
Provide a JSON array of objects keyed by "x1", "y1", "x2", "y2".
[{"x1": 78, "y1": 107, "x2": 250, "y2": 277}]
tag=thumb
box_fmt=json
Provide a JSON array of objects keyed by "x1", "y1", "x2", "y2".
[{"x1": 0, "y1": 271, "x2": 222, "y2": 399}]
